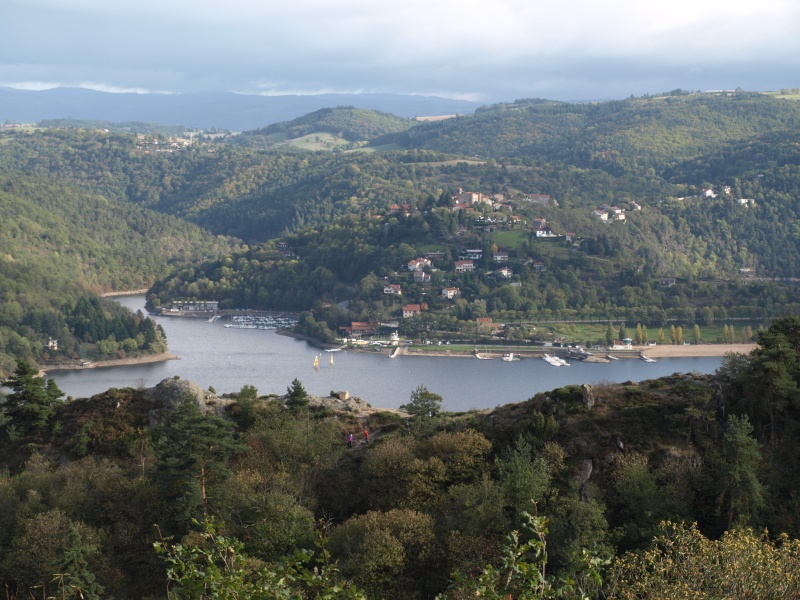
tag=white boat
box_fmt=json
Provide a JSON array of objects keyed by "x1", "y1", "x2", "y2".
[
  {"x1": 640, "y1": 354, "x2": 657, "y2": 363},
  {"x1": 542, "y1": 354, "x2": 561, "y2": 366},
  {"x1": 502, "y1": 353, "x2": 519, "y2": 362},
  {"x1": 330, "y1": 354, "x2": 334, "y2": 367},
  {"x1": 606, "y1": 354, "x2": 619, "y2": 361},
  {"x1": 543, "y1": 354, "x2": 569, "y2": 367}
]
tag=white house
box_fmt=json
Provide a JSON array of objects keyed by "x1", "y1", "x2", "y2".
[
  {"x1": 463, "y1": 249, "x2": 483, "y2": 260},
  {"x1": 612, "y1": 338, "x2": 633, "y2": 350},
  {"x1": 413, "y1": 271, "x2": 431, "y2": 283},
  {"x1": 402, "y1": 304, "x2": 422, "y2": 318},
  {"x1": 441, "y1": 287, "x2": 460, "y2": 299},
  {"x1": 383, "y1": 284, "x2": 402, "y2": 296},
  {"x1": 407, "y1": 258, "x2": 432, "y2": 271},
  {"x1": 493, "y1": 251, "x2": 509, "y2": 262},
  {"x1": 455, "y1": 260, "x2": 475, "y2": 273},
  {"x1": 535, "y1": 227, "x2": 558, "y2": 238}
]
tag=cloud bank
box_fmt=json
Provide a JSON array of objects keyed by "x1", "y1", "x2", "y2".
[{"x1": 2, "y1": 0, "x2": 798, "y2": 101}]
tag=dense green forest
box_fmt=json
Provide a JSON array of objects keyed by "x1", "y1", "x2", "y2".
[
  {"x1": 379, "y1": 92, "x2": 800, "y2": 175},
  {"x1": 0, "y1": 175, "x2": 230, "y2": 373},
  {"x1": 3, "y1": 318, "x2": 800, "y2": 597}
]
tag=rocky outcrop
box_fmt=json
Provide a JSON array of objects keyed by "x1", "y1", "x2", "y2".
[
  {"x1": 145, "y1": 377, "x2": 232, "y2": 425},
  {"x1": 582, "y1": 384, "x2": 595, "y2": 409},
  {"x1": 305, "y1": 392, "x2": 373, "y2": 415}
]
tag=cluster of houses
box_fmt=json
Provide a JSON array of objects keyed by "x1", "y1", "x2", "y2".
[
  {"x1": 592, "y1": 202, "x2": 641, "y2": 222},
  {"x1": 451, "y1": 189, "x2": 559, "y2": 214},
  {"x1": 383, "y1": 247, "x2": 551, "y2": 319},
  {"x1": 700, "y1": 186, "x2": 753, "y2": 206},
  {"x1": 136, "y1": 135, "x2": 194, "y2": 154}
]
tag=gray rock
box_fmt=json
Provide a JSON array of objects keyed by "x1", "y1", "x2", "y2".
[
  {"x1": 582, "y1": 384, "x2": 595, "y2": 409},
  {"x1": 145, "y1": 377, "x2": 232, "y2": 426}
]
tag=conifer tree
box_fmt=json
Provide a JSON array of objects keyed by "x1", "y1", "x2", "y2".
[{"x1": 2, "y1": 359, "x2": 64, "y2": 436}]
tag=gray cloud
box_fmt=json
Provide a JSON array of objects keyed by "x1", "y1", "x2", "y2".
[{"x1": 2, "y1": 0, "x2": 798, "y2": 102}]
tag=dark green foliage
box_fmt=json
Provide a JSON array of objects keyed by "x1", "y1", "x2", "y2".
[
  {"x1": 400, "y1": 384, "x2": 443, "y2": 418},
  {"x1": 718, "y1": 414, "x2": 764, "y2": 528},
  {"x1": 286, "y1": 378, "x2": 309, "y2": 409},
  {"x1": 151, "y1": 401, "x2": 249, "y2": 520},
  {"x1": 2, "y1": 359, "x2": 63, "y2": 436},
  {"x1": 155, "y1": 517, "x2": 367, "y2": 599}
]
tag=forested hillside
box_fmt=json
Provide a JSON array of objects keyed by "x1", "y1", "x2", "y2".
[
  {"x1": 380, "y1": 92, "x2": 800, "y2": 175},
  {"x1": 3, "y1": 318, "x2": 800, "y2": 598},
  {"x1": 0, "y1": 175, "x2": 230, "y2": 373},
  {"x1": 5, "y1": 91, "x2": 800, "y2": 367}
]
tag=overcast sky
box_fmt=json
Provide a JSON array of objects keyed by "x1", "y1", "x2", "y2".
[{"x1": 2, "y1": 0, "x2": 798, "y2": 102}]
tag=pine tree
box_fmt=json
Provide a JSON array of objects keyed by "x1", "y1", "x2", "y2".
[
  {"x1": 287, "y1": 378, "x2": 309, "y2": 409},
  {"x1": 2, "y1": 359, "x2": 64, "y2": 436},
  {"x1": 152, "y1": 402, "x2": 248, "y2": 516},
  {"x1": 57, "y1": 524, "x2": 105, "y2": 600},
  {"x1": 606, "y1": 323, "x2": 615, "y2": 346}
]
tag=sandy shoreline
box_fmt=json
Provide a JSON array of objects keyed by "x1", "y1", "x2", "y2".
[
  {"x1": 40, "y1": 352, "x2": 180, "y2": 374},
  {"x1": 36, "y1": 343, "x2": 756, "y2": 376},
  {"x1": 642, "y1": 343, "x2": 756, "y2": 358},
  {"x1": 402, "y1": 343, "x2": 757, "y2": 359}
]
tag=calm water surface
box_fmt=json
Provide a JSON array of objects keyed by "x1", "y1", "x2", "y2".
[{"x1": 49, "y1": 296, "x2": 724, "y2": 412}]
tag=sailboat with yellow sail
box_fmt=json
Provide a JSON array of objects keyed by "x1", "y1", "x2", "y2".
[{"x1": 313, "y1": 355, "x2": 319, "y2": 369}]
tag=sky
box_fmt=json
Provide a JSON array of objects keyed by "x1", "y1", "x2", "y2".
[{"x1": 1, "y1": 0, "x2": 799, "y2": 103}]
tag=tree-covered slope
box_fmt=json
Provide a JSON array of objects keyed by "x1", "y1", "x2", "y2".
[
  {"x1": 0, "y1": 175, "x2": 229, "y2": 372},
  {"x1": 380, "y1": 92, "x2": 800, "y2": 176}
]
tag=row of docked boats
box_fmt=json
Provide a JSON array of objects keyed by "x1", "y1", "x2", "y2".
[
  {"x1": 222, "y1": 315, "x2": 298, "y2": 330},
  {"x1": 542, "y1": 354, "x2": 570, "y2": 367}
]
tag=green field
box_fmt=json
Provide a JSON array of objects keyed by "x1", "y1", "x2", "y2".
[
  {"x1": 764, "y1": 89, "x2": 800, "y2": 101},
  {"x1": 283, "y1": 132, "x2": 351, "y2": 151}
]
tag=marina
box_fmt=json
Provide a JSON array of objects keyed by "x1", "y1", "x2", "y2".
[{"x1": 47, "y1": 295, "x2": 728, "y2": 412}]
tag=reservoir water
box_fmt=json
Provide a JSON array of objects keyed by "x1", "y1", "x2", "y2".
[{"x1": 50, "y1": 295, "x2": 724, "y2": 412}]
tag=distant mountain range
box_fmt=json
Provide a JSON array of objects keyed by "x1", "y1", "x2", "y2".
[{"x1": 0, "y1": 87, "x2": 481, "y2": 131}]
